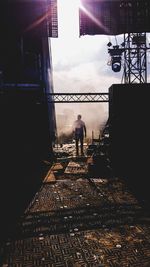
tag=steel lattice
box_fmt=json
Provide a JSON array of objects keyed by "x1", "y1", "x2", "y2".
[{"x1": 46, "y1": 93, "x2": 109, "y2": 103}]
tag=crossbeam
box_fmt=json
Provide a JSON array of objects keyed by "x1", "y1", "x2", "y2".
[{"x1": 46, "y1": 93, "x2": 109, "y2": 103}]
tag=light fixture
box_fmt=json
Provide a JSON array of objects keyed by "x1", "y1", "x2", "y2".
[
  {"x1": 107, "y1": 42, "x2": 112, "y2": 47},
  {"x1": 111, "y1": 56, "x2": 122, "y2": 72},
  {"x1": 121, "y1": 42, "x2": 125, "y2": 47},
  {"x1": 108, "y1": 45, "x2": 124, "y2": 73}
]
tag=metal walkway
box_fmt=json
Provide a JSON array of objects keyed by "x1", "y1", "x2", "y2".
[{"x1": 1, "y1": 157, "x2": 150, "y2": 266}]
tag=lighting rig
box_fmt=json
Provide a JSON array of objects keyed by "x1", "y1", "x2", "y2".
[
  {"x1": 107, "y1": 43, "x2": 125, "y2": 73},
  {"x1": 79, "y1": 0, "x2": 150, "y2": 83},
  {"x1": 107, "y1": 33, "x2": 150, "y2": 83}
]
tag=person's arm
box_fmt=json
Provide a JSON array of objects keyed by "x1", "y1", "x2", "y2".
[
  {"x1": 72, "y1": 122, "x2": 75, "y2": 137},
  {"x1": 84, "y1": 124, "x2": 86, "y2": 137}
]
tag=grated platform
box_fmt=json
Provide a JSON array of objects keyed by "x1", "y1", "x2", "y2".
[{"x1": 0, "y1": 159, "x2": 150, "y2": 267}]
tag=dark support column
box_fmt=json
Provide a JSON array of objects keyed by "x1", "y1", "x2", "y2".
[{"x1": 109, "y1": 83, "x2": 150, "y2": 206}]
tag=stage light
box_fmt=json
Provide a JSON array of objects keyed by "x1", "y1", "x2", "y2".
[
  {"x1": 111, "y1": 57, "x2": 122, "y2": 72},
  {"x1": 121, "y1": 42, "x2": 125, "y2": 47},
  {"x1": 107, "y1": 42, "x2": 112, "y2": 47},
  {"x1": 108, "y1": 45, "x2": 124, "y2": 73}
]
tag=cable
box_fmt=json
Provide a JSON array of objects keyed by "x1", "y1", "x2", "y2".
[{"x1": 115, "y1": 35, "x2": 118, "y2": 46}]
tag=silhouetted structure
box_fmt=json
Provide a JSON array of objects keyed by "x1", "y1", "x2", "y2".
[
  {"x1": 80, "y1": 0, "x2": 150, "y2": 36},
  {"x1": 0, "y1": 0, "x2": 58, "y2": 239},
  {"x1": 109, "y1": 83, "x2": 150, "y2": 206}
]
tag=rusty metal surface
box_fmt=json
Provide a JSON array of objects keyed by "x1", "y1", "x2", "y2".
[
  {"x1": 64, "y1": 161, "x2": 88, "y2": 174},
  {"x1": 1, "y1": 159, "x2": 150, "y2": 266},
  {"x1": 1, "y1": 225, "x2": 150, "y2": 266}
]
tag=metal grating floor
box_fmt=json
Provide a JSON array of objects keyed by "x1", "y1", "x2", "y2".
[{"x1": 0, "y1": 158, "x2": 150, "y2": 267}]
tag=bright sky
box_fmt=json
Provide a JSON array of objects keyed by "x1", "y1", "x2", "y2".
[
  {"x1": 50, "y1": 0, "x2": 150, "y2": 139},
  {"x1": 51, "y1": 0, "x2": 123, "y2": 92}
]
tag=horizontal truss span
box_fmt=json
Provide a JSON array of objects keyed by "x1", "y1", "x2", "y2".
[{"x1": 46, "y1": 93, "x2": 109, "y2": 103}]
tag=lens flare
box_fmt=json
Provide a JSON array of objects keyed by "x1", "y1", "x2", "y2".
[{"x1": 79, "y1": 1, "x2": 109, "y2": 34}]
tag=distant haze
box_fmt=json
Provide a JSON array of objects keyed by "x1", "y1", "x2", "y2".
[
  {"x1": 56, "y1": 104, "x2": 108, "y2": 140},
  {"x1": 50, "y1": 0, "x2": 150, "y2": 140}
]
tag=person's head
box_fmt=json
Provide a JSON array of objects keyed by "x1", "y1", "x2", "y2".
[{"x1": 77, "y1": 114, "x2": 81, "y2": 120}]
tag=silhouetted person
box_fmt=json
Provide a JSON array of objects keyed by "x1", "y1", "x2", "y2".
[{"x1": 73, "y1": 114, "x2": 86, "y2": 156}]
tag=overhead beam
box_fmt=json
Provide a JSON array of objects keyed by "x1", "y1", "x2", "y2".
[{"x1": 46, "y1": 93, "x2": 109, "y2": 103}]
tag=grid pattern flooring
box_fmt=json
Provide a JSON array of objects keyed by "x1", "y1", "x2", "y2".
[{"x1": 1, "y1": 158, "x2": 150, "y2": 267}]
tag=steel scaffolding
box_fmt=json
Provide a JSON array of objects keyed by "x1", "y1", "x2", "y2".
[{"x1": 123, "y1": 33, "x2": 148, "y2": 83}]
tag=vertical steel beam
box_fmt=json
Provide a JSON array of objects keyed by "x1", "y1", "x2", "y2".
[{"x1": 123, "y1": 33, "x2": 147, "y2": 83}]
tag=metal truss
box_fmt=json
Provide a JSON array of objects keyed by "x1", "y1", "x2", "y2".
[
  {"x1": 1, "y1": 84, "x2": 109, "y2": 103},
  {"x1": 123, "y1": 33, "x2": 148, "y2": 83},
  {"x1": 46, "y1": 93, "x2": 109, "y2": 103}
]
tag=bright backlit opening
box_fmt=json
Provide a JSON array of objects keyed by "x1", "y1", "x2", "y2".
[
  {"x1": 50, "y1": 0, "x2": 118, "y2": 138},
  {"x1": 58, "y1": 0, "x2": 81, "y2": 38}
]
